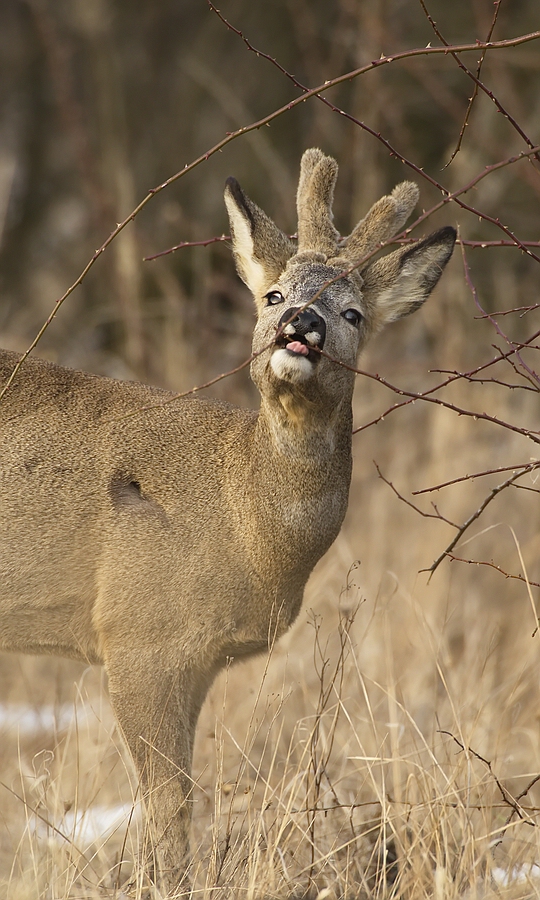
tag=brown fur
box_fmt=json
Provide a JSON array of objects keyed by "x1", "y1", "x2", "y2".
[{"x1": 0, "y1": 149, "x2": 455, "y2": 891}]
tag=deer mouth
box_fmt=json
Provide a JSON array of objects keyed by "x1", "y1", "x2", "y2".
[{"x1": 274, "y1": 333, "x2": 323, "y2": 365}]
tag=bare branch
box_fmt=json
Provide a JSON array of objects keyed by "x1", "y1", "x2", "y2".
[
  {"x1": 474, "y1": 302, "x2": 540, "y2": 317},
  {"x1": 375, "y1": 463, "x2": 458, "y2": 527},
  {"x1": 439, "y1": 731, "x2": 537, "y2": 825},
  {"x1": 446, "y1": 554, "x2": 540, "y2": 590},
  {"x1": 148, "y1": 236, "x2": 540, "y2": 261},
  {"x1": 460, "y1": 239, "x2": 540, "y2": 388},
  {"x1": 445, "y1": 0, "x2": 502, "y2": 166},
  {"x1": 420, "y1": 468, "x2": 534, "y2": 576},
  {"x1": 144, "y1": 235, "x2": 230, "y2": 260},
  {"x1": 419, "y1": 0, "x2": 540, "y2": 163},
  {"x1": 412, "y1": 461, "x2": 540, "y2": 494}
]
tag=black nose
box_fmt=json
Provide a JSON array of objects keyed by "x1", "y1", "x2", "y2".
[{"x1": 278, "y1": 307, "x2": 326, "y2": 339}]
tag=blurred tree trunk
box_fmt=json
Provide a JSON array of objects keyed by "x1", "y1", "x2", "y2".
[{"x1": 75, "y1": 0, "x2": 144, "y2": 375}]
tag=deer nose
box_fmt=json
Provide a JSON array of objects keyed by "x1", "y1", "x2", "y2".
[{"x1": 278, "y1": 307, "x2": 326, "y2": 339}]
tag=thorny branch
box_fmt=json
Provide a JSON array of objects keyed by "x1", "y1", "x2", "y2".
[
  {"x1": 374, "y1": 463, "x2": 458, "y2": 528},
  {"x1": 445, "y1": 555, "x2": 540, "y2": 592},
  {"x1": 419, "y1": 0, "x2": 540, "y2": 164},
  {"x1": 419, "y1": 469, "x2": 538, "y2": 577},
  {"x1": 439, "y1": 731, "x2": 539, "y2": 830},
  {"x1": 148, "y1": 237, "x2": 540, "y2": 261},
  {"x1": 444, "y1": 0, "x2": 502, "y2": 166},
  {"x1": 412, "y1": 461, "x2": 540, "y2": 494},
  {"x1": 374, "y1": 460, "x2": 537, "y2": 578},
  {"x1": 459, "y1": 239, "x2": 540, "y2": 388}
]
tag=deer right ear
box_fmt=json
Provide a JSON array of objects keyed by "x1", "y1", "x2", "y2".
[
  {"x1": 225, "y1": 177, "x2": 295, "y2": 307},
  {"x1": 361, "y1": 226, "x2": 456, "y2": 329}
]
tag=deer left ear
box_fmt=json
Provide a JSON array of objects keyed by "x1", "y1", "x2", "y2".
[
  {"x1": 361, "y1": 227, "x2": 456, "y2": 329},
  {"x1": 224, "y1": 177, "x2": 295, "y2": 307}
]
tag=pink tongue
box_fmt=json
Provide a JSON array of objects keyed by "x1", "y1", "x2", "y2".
[{"x1": 286, "y1": 340, "x2": 309, "y2": 356}]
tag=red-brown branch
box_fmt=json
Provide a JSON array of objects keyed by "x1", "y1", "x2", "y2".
[
  {"x1": 413, "y1": 461, "x2": 540, "y2": 494},
  {"x1": 375, "y1": 463, "x2": 458, "y2": 527},
  {"x1": 419, "y1": 469, "x2": 534, "y2": 576},
  {"x1": 444, "y1": 0, "x2": 502, "y2": 166},
  {"x1": 446, "y1": 554, "x2": 540, "y2": 591},
  {"x1": 419, "y1": 0, "x2": 540, "y2": 163}
]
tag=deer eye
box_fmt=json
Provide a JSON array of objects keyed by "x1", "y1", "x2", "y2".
[
  {"x1": 265, "y1": 290, "x2": 284, "y2": 306},
  {"x1": 341, "y1": 308, "x2": 362, "y2": 327}
]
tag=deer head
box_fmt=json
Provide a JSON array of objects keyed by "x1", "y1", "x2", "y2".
[{"x1": 225, "y1": 148, "x2": 455, "y2": 407}]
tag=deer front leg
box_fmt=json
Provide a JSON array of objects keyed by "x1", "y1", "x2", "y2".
[{"x1": 106, "y1": 652, "x2": 208, "y2": 893}]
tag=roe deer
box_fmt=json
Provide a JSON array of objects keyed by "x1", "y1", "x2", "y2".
[{"x1": 0, "y1": 149, "x2": 455, "y2": 891}]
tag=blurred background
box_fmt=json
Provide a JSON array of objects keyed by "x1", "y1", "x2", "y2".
[{"x1": 1, "y1": 1, "x2": 540, "y2": 896}]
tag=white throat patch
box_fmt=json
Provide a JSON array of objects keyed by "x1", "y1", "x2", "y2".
[{"x1": 271, "y1": 348, "x2": 314, "y2": 383}]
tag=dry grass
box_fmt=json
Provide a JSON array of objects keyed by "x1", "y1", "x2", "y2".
[{"x1": 1, "y1": 328, "x2": 539, "y2": 899}]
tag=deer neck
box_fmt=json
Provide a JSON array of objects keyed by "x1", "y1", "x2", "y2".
[
  {"x1": 250, "y1": 383, "x2": 354, "y2": 542},
  {"x1": 257, "y1": 388, "x2": 353, "y2": 462},
  {"x1": 226, "y1": 385, "x2": 353, "y2": 635}
]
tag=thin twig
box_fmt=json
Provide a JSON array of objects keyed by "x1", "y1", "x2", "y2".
[
  {"x1": 375, "y1": 463, "x2": 458, "y2": 527},
  {"x1": 455, "y1": 375, "x2": 538, "y2": 393},
  {"x1": 144, "y1": 235, "x2": 230, "y2": 260},
  {"x1": 499, "y1": 347, "x2": 540, "y2": 392},
  {"x1": 446, "y1": 554, "x2": 540, "y2": 590},
  {"x1": 148, "y1": 235, "x2": 540, "y2": 260},
  {"x1": 412, "y1": 460, "x2": 540, "y2": 494},
  {"x1": 439, "y1": 731, "x2": 537, "y2": 826},
  {"x1": 114, "y1": 352, "x2": 258, "y2": 420},
  {"x1": 494, "y1": 773, "x2": 540, "y2": 849},
  {"x1": 475, "y1": 302, "x2": 540, "y2": 317},
  {"x1": 420, "y1": 468, "x2": 533, "y2": 576},
  {"x1": 419, "y1": 0, "x2": 540, "y2": 164},
  {"x1": 513, "y1": 483, "x2": 540, "y2": 495},
  {"x1": 460, "y1": 239, "x2": 540, "y2": 387},
  {"x1": 445, "y1": 0, "x2": 502, "y2": 166},
  {"x1": 144, "y1": 232, "x2": 298, "y2": 261}
]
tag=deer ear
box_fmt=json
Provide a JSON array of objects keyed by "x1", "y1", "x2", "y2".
[
  {"x1": 224, "y1": 177, "x2": 295, "y2": 306},
  {"x1": 361, "y1": 227, "x2": 456, "y2": 329}
]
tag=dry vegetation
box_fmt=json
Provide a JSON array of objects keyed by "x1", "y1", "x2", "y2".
[{"x1": 1, "y1": 0, "x2": 540, "y2": 897}]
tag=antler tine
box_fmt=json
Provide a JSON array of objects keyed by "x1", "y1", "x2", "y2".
[
  {"x1": 296, "y1": 148, "x2": 340, "y2": 257},
  {"x1": 342, "y1": 181, "x2": 419, "y2": 265}
]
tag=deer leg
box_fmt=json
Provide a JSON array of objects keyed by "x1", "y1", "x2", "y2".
[{"x1": 106, "y1": 652, "x2": 208, "y2": 892}]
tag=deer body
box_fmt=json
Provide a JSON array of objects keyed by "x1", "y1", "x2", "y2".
[
  {"x1": 0, "y1": 149, "x2": 455, "y2": 890},
  {"x1": 0, "y1": 353, "x2": 347, "y2": 664}
]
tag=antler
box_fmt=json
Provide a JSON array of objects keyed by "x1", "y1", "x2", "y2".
[
  {"x1": 340, "y1": 181, "x2": 420, "y2": 265},
  {"x1": 294, "y1": 149, "x2": 419, "y2": 269},
  {"x1": 296, "y1": 148, "x2": 340, "y2": 257}
]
